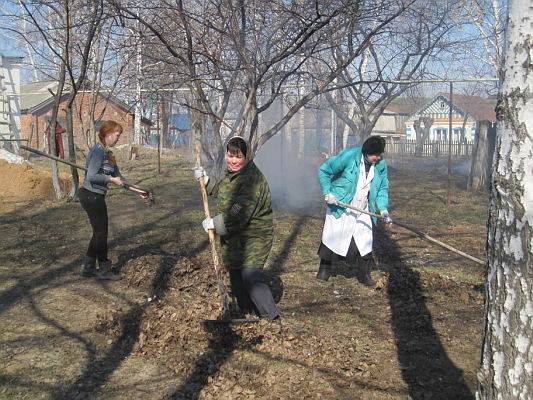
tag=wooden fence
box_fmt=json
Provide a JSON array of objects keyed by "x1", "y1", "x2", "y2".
[{"x1": 384, "y1": 138, "x2": 474, "y2": 159}]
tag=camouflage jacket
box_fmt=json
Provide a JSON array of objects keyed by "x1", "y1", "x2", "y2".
[{"x1": 207, "y1": 161, "x2": 273, "y2": 270}]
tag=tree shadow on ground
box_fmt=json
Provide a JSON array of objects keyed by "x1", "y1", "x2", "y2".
[
  {"x1": 169, "y1": 324, "x2": 251, "y2": 400},
  {"x1": 0, "y1": 204, "x2": 180, "y2": 316},
  {"x1": 54, "y1": 237, "x2": 209, "y2": 399},
  {"x1": 267, "y1": 214, "x2": 308, "y2": 276},
  {"x1": 0, "y1": 196, "x2": 209, "y2": 399},
  {"x1": 375, "y1": 224, "x2": 474, "y2": 400},
  {"x1": 265, "y1": 214, "x2": 310, "y2": 306}
]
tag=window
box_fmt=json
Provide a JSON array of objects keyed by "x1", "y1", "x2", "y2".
[{"x1": 435, "y1": 128, "x2": 447, "y2": 141}]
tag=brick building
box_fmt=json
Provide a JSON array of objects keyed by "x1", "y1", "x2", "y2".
[{"x1": 20, "y1": 81, "x2": 152, "y2": 152}]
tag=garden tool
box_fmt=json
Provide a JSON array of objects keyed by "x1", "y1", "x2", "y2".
[
  {"x1": 194, "y1": 141, "x2": 259, "y2": 325},
  {"x1": 336, "y1": 200, "x2": 485, "y2": 265},
  {"x1": 20, "y1": 145, "x2": 154, "y2": 205}
]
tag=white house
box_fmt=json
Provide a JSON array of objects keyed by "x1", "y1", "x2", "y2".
[{"x1": 404, "y1": 93, "x2": 496, "y2": 142}]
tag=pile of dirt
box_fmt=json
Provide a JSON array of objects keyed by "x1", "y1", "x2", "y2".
[{"x1": 0, "y1": 159, "x2": 72, "y2": 202}]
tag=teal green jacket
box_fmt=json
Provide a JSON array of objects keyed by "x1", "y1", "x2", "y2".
[{"x1": 318, "y1": 146, "x2": 389, "y2": 222}]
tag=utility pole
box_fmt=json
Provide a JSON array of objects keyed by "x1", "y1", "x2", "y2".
[
  {"x1": 447, "y1": 81, "x2": 453, "y2": 206},
  {"x1": 330, "y1": 79, "x2": 337, "y2": 156},
  {"x1": 156, "y1": 93, "x2": 161, "y2": 174}
]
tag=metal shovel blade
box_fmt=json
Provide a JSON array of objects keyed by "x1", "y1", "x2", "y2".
[{"x1": 200, "y1": 318, "x2": 260, "y2": 325}]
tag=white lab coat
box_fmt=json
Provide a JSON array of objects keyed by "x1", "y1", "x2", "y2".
[{"x1": 321, "y1": 155, "x2": 374, "y2": 257}]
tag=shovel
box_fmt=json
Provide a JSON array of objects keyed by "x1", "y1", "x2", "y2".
[
  {"x1": 194, "y1": 141, "x2": 259, "y2": 325},
  {"x1": 20, "y1": 144, "x2": 154, "y2": 205}
]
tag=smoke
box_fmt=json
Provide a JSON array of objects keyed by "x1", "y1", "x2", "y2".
[
  {"x1": 387, "y1": 155, "x2": 472, "y2": 176},
  {"x1": 255, "y1": 135, "x2": 474, "y2": 214},
  {"x1": 254, "y1": 133, "x2": 323, "y2": 213}
]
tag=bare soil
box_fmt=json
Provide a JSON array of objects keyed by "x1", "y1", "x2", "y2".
[
  {"x1": 0, "y1": 159, "x2": 72, "y2": 211},
  {"x1": 0, "y1": 152, "x2": 486, "y2": 399}
]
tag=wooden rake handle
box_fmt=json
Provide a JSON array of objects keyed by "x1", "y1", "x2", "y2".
[
  {"x1": 194, "y1": 141, "x2": 229, "y2": 313},
  {"x1": 336, "y1": 200, "x2": 485, "y2": 265}
]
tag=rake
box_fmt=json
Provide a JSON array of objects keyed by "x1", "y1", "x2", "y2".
[
  {"x1": 336, "y1": 200, "x2": 484, "y2": 265},
  {"x1": 194, "y1": 141, "x2": 259, "y2": 325},
  {"x1": 20, "y1": 144, "x2": 154, "y2": 205}
]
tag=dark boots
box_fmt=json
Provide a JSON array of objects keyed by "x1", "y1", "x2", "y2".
[
  {"x1": 82, "y1": 256, "x2": 97, "y2": 277},
  {"x1": 357, "y1": 258, "x2": 376, "y2": 287},
  {"x1": 316, "y1": 259, "x2": 332, "y2": 282},
  {"x1": 95, "y1": 260, "x2": 121, "y2": 281}
]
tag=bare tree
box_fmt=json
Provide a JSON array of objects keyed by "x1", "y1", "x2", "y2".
[
  {"x1": 322, "y1": 0, "x2": 458, "y2": 148},
  {"x1": 16, "y1": 1, "x2": 71, "y2": 198},
  {"x1": 476, "y1": 0, "x2": 533, "y2": 398},
  {"x1": 413, "y1": 117, "x2": 434, "y2": 155},
  {"x1": 61, "y1": 0, "x2": 106, "y2": 197},
  {"x1": 12, "y1": 0, "x2": 108, "y2": 198},
  {"x1": 457, "y1": 0, "x2": 506, "y2": 77},
  {"x1": 109, "y1": 0, "x2": 418, "y2": 174}
]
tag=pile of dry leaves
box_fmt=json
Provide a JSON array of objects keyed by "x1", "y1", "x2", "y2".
[{"x1": 95, "y1": 253, "x2": 377, "y2": 398}]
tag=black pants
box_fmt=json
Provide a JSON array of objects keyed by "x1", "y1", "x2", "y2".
[
  {"x1": 229, "y1": 269, "x2": 280, "y2": 320},
  {"x1": 79, "y1": 188, "x2": 109, "y2": 262},
  {"x1": 318, "y1": 238, "x2": 373, "y2": 268}
]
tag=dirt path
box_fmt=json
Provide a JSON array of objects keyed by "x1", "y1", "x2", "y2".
[{"x1": 0, "y1": 156, "x2": 486, "y2": 399}]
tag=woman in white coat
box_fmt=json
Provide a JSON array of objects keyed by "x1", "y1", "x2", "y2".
[{"x1": 316, "y1": 136, "x2": 392, "y2": 286}]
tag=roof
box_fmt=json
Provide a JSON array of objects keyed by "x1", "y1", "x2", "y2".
[
  {"x1": 440, "y1": 93, "x2": 496, "y2": 122},
  {"x1": 388, "y1": 97, "x2": 430, "y2": 115},
  {"x1": 408, "y1": 93, "x2": 496, "y2": 122},
  {"x1": 0, "y1": 53, "x2": 24, "y2": 64},
  {"x1": 20, "y1": 80, "x2": 153, "y2": 126},
  {"x1": 20, "y1": 81, "x2": 60, "y2": 112},
  {"x1": 383, "y1": 105, "x2": 409, "y2": 114}
]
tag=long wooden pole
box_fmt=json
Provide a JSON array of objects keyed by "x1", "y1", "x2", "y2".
[
  {"x1": 20, "y1": 144, "x2": 153, "y2": 202},
  {"x1": 336, "y1": 201, "x2": 485, "y2": 265},
  {"x1": 21, "y1": 144, "x2": 86, "y2": 170},
  {"x1": 194, "y1": 141, "x2": 229, "y2": 314}
]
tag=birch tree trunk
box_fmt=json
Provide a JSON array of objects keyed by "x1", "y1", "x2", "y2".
[
  {"x1": 133, "y1": 32, "x2": 142, "y2": 147},
  {"x1": 476, "y1": 1, "x2": 533, "y2": 398}
]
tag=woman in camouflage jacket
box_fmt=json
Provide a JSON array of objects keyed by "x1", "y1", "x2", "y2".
[{"x1": 195, "y1": 136, "x2": 280, "y2": 320}]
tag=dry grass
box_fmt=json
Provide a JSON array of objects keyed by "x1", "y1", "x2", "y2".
[{"x1": 0, "y1": 152, "x2": 487, "y2": 399}]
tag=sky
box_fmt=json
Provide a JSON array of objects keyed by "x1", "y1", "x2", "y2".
[{"x1": 0, "y1": 1, "x2": 24, "y2": 57}]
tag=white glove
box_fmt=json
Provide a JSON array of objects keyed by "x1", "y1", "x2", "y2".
[
  {"x1": 193, "y1": 167, "x2": 208, "y2": 182},
  {"x1": 202, "y1": 217, "x2": 214, "y2": 232},
  {"x1": 324, "y1": 193, "x2": 338, "y2": 205},
  {"x1": 380, "y1": 210, "x2": 392, "y2": 224}
]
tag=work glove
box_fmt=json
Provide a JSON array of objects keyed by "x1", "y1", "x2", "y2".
[
  {"x1": 380, "y1": 210, "x2": 393, "y2": 224},
  {"x1": 202, "y1": 217, "x2": 215, "y2": 232},
  {"x1": 324, "y1": 193, "x2": 338, "y2": 205},
  {"x1": 193, "y1": 167, "x2": 209, "y2": 183}
]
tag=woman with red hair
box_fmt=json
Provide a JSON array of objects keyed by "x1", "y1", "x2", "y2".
[{"x1": 78, "y1": 120, "x2": 147, "y2": 280}]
